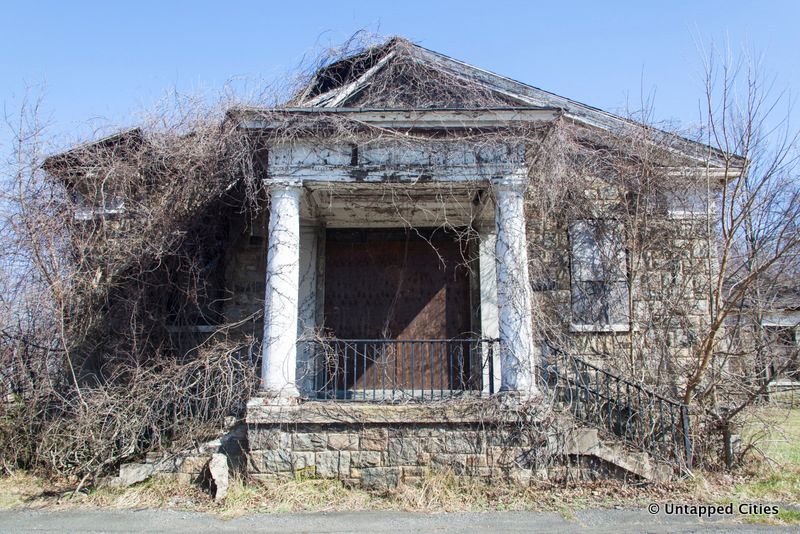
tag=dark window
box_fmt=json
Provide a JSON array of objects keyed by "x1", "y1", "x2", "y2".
[{"x1": 569, "y1": 219, "x2": 630, "y2": 331}]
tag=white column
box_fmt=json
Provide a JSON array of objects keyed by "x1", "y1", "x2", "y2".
[
  {"x1": 478, "y1": 229, "x2": 501, "y2": 394},
  {"x1": 261, "y1": 179, "x2": 302, "y2": 399},
  {"x1": 493, "y1": 172, "x2": 538, "y2": 395}
]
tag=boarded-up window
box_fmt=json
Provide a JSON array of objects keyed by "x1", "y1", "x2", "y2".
[{"x1": 569, "y1": 220, "x2": 630, "y2": 332}]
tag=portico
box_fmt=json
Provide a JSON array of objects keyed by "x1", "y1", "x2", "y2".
[{"x1": 246, "y1": 109, "x2": 550, "y2": 402}]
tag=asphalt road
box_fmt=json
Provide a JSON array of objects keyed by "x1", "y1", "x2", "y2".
[{"x1": 0, "y1": 508, "x2": 796, "y2": 533}]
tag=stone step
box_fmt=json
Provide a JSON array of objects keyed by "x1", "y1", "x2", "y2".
[
  {"x1": 590, "y1": 440, "x2": 672, "y2": 482},
  {"x1": 564, "y1": 428, "x2": 599, "y2": 454},
  {"x1": 564, "y1": 425, "x2": 674, "y2": 482}
]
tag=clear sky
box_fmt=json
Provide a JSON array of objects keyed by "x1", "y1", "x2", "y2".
[{"x1": 2, "y1": 0, "x2": 798, "y2": 154}]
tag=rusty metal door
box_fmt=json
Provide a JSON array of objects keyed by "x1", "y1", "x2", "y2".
[{"x1": 323, "y1": 228, "x2": 471, "y2": 392}]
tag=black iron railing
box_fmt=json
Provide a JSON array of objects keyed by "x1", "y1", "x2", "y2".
[
  {"x1": 299, "y1": 337, "x2": 692, "y2": 465},
  {"x1": 303, "y1": 338, "x2": 498, "y2": 402},
  {"x1": 539, "y1": 353, "x2": 692, "y2": 466}
]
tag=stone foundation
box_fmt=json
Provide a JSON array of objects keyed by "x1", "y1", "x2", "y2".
[
  {"x1": 109, "y1": 422, "x2": 248, "y2": 488},
  {"x1": 109, "y1": 397, "x2": 669, "y2": 492},
  {"x1": 245, "y1": 398, "x2": 582, "y2": 489}
]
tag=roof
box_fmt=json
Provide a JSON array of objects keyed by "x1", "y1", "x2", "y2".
[
  {"x1": 42, "y1": 128, "x2": 146, "y2": 177},
  {"x1": 46, "y1": 37, "x2": 745, "y2": 173},
  {"x1": 292, "y1": 38, "x2": 608, "y2": 113},
  {"x1": 261, "y1": 37, "x2": 742, "y2": 169}
]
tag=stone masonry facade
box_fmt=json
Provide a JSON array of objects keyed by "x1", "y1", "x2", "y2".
[
  {"x1": 247, "y1": 422, "x2": 552, "y2": 490},
  {"x1": 524, "y1": 175, "x2": 715, "y2": 392},
  {"x1": 242, "y1": 401, "x2": 630, "y2": 489}
]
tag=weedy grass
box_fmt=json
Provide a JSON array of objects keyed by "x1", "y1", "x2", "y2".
[
  {"x1": 0, "y1": 408, "x2": 797, "y2": 524},
  {"x1": 0, "y1": 470, "x2": 665, "y2": 515},
  {"x1": 735, "y1": 406, "x2": 800, "y2": 506},
  {"x1": 0, "y1": 471, "x2": 47, "y2": 509}
]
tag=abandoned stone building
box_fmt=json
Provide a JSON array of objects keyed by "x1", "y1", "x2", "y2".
[{"x1": 45, "y1": 38, "x2": 745, "y2": 486}]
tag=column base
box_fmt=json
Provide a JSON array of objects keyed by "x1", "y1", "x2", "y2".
[
  {"x1": 496, "y1": 387, "x2": 543, "y2": 403},
  {"x1": 252, "y1": 386, "x2": 301, "y2": 406}
]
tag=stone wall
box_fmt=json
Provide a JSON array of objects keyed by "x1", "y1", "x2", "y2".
[
  {"x1": 244, "y1": 400, "x2": 612, "y2": 489},
  {"x1": 248, "y1": 422, "x2": 553, "y2": 489},
  {"x1": 222, "y1": 211, "x2": 267, "y2": 336},
  {"x1": 111, "y1": 399, "x2": 670, "y2": 490},
  {"x1": 525, "y1": 175, "x2": 715, "y2": 392},
  {"x1": 109, "y1": 423, "x2": 248, "y2": 489}
]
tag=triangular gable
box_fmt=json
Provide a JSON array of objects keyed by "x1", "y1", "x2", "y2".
[
  {"x1": 292, "y1": 38, "x2": 741, "y2": 169},
  {"x1": 294, "y1": 38, "x2": 527, "y2": 109}
]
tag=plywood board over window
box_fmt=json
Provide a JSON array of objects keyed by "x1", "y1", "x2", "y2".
[{"x1": 568, "y1": 219, "x2": 630, "y2": 332}]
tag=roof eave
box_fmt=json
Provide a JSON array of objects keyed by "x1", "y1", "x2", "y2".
[
  {"x1": 233, "y1": 107, "x2": 562, "y2": 130},
  {"x1": 42, "y1": 128, "x2": 145, "y2": 174}
]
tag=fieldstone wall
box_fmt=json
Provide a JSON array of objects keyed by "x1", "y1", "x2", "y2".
[
  {"x1": 525, "y1": 175, "x2": 715, "y2": 392},
  {"x1": 222, "y1": 211, "x2": 267, "y2": 331},
  {"x1": 109, "y1": 423, "x2": 248, "y2": 488},
  {"x1": 248, "y1": 422, "x2": 555, "y2": 489},
  {"x1": 111, "y1": 400, "x2": 666, "y2": 491},
  {"x1": 244, "y1": 399, "x2": 599, "y2": 489}
]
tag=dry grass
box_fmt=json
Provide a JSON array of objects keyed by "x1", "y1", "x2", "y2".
[
  {"x1": 0, "y1": 472, "x2": 794, "y2": 525},
  {"x1": 0, "y1": 472, "x2": 49, "y2": 509},
  {"x1": 0, "y1": 472, "x2": 209, "y2": 511},
  {"x1": 669, "y1": 406, "x2": 800, "y2": 525},
  {"x1": 0, "y1": 470, "x2": 691, "y2": 516},
  {"x1": 1, "y1": 409, "x2": 798, "y2": 525}
]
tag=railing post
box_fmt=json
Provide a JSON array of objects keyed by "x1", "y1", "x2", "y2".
[
  {"x1": 681, "y1": 404, "x2": 693, "y2": 468},
  {"x1": 487, "y1": 340, "x2": 495, "y2": 396}
]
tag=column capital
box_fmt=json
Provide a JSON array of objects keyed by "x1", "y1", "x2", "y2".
[{"x1": 490, "y1": 170, "x2": 528, "y2": 194}]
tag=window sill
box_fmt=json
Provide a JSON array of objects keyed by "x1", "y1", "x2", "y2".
[{"x1": 569, "y1": 323, "x2": 630, "y2": 333}]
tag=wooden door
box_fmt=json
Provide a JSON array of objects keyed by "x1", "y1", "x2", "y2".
[{"x1": 323, "y1": 228, "x2": 472, "y2": 392}]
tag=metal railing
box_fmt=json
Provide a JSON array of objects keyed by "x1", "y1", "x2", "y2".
[
  {"x1": 539, "y1": 353, "x2": 692, "y2": 466},
  {"x1": 303, "y1": 338, "x2": 498, "y2": 402},
  {"x1": 299, "y1": 337, "x2": 692, "y2": 464}
]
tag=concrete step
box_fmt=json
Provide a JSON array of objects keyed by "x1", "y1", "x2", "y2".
[
  {"x1": 565, "y1": 426, "x2": 674, "y2": 482},
  {"x1": 564, "y1": 428, "x2": 599, "y2": 454}
]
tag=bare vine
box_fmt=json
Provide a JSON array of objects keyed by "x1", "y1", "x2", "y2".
[{"x1": 0, "y1": 35, "x2": 797, "y2": 484}]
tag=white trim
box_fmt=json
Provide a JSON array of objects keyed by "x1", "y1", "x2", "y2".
[
  {"x1": 762, "y1": 313, "x2": 800, "y2": 328},
  {"x1": 74, "y1": 207, "x2": 125, "y2": 220},
  {"x1": 165, "y1": 325, "x2": 219, "y2": 333},
  {"x1": 241, "y1": 108, "x2": 559, "y2": 130},
  {"x1": 268, "y1": 165, "x2": 520, "y2": 183},
  {"x1": 302, "y1": 51, "x2": 397, "y2": 108},
  {"x1": 570, "y1": 323, "x2": 631, "y2": 333}
]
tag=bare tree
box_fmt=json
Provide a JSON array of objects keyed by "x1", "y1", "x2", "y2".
[
  {"x1": 0, "y1": 36, "x2": 796, "y2": 484},
  {"x1": 679, "y1": 46, "x2": 800, "y2": 466}
]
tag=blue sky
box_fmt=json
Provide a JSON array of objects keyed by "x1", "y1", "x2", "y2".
[{"x1": 2, "y1": 1, "x2": 798, "y2": 154}]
